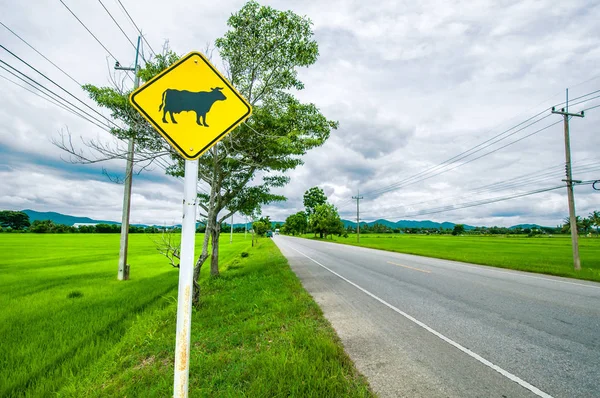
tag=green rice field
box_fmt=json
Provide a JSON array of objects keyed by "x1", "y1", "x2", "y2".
[
  {"x1": 311, "y1": 234, "x2": 600, "y2": 282},
  {"x1": 0, "y1": 233, "x2": 373, "y2": 397}
]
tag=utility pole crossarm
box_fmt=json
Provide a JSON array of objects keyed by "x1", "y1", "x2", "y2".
[{"x1": 551, "y1": 107, "x2": 585, "y2": 118}]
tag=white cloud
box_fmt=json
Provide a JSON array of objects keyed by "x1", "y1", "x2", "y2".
[{"x1": 1, "y1": 0, "x2": 600, "y2": 227}]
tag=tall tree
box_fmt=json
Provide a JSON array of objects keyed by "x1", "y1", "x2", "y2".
[
  {"x1": 0, "y1": 211, "x2": 30, "y2": 230},
  {"x1": 589, "y1": 211, "x2": 600, "y2": 236},
  {"x1": 581, "y1": 217, "x2": 593, "y2": 235},
  {"x1": 303, "y1": 187, "x2": 327, "y2": 217},
  {"x1": 169, "y1": 1, "x2": 337, "y2": 302},
  {"x1": 562, "y1": 216, "x2": 583, "y2": 233},
  {"x1": 284, "y1": 211, "x2": 308, "y2": 235},
  {"x1": 309, "y1": 203, "x2": 344, "y2": 239},
  {"x1": 452, "y1": 224, "x2": 465, "y2": 236}
]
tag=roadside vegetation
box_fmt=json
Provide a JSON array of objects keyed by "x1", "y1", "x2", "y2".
[
  {"x1": 0, "y1": 233, "x2": 373, "y2": 397},
  {"x1": 275, "y1": 189, "x2": 600, "y2": 281}
]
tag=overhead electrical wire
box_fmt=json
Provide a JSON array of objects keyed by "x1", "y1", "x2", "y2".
[
  {"x1": 97, "y1": 0, "x2": 137, "y2": 52},
  {"x1": 0, "y1": 16, "x2": 202, "y2": 197},
  {"x1": 0, "y1": 59, "x2": 113, "y2": 130},
  {"x1": 1, "y1": 62, "x2": 190, "y2": 190},
  {"x1": 362, "y1": 112, "x2": 553, "y2": 199},
  {"x1": 0, "y1": 44, "x2": 122, "y2": 129},
  {"x1": 58, "y1": 0, "x2": 121, "y2": 62},
  {"x1": 338, "y1": 89, "x2": 600, "y2": 212},
  {"x1": 583, "y1": 103, "x2": 600, "y2": 112},
  {"x1": 360, "y1": 161, "x2": 600, "y2": 217},
  {"x1": 0, "y1": 20, "x2": 82, "y2": 87},
  {"x1": 115, "y1": 0, "x2": 157, "y2": 56},
  {"x1": 0, "y1": 54, "x2": 186, "y2": 188},
  {"x1": 368, "y1": 185, "x2": 567, "y2": 219},
  {"x1": 359, "y1": 179, "x2": 600, "y2": 220},
  {"x1": 0, "y1": 71, "x2": 87, "y2": 119},
  {"x1": 337, "y1": 114, "x2": 560, "y2": 211}
]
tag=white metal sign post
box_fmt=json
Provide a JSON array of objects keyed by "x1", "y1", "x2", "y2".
[
  {"x1": 128, "y1": 51, "x2": 252, "y2": 398},
  {"x1": 173, "y1": 159, "x2": 198, "y2": 397}
]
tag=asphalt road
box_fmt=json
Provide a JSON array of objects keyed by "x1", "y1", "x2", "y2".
[{"x1": 273, "y1": 236, "x2": 600, "y2": 398}]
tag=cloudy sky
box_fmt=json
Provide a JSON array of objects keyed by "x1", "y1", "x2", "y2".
[{"x1": 1, "y1": 0, "x2": 599, "y2": 227}]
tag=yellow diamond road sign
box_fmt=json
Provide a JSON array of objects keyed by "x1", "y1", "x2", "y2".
[{"x1": 129, "y1": 51, "x2": 252, "y2": 160}]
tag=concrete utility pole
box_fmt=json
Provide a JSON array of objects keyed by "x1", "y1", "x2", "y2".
[
  {"x1": 230, "y1": 213, "x2": 234, "y2": 244},
  {"x1": 115, "y1": 36, "x2": 142, "y2": 280},
  {"x1": 352, "y1": 191, "x2": 363, "y2": 243},
  {"x1": 552, "y1": 88, "x2": 584, "y2": 271}
]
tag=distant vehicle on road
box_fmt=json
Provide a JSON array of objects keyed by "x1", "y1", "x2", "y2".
[
  {"x1": 274, "y1": 229, "x2": 280, "y2": 235},
  {"x1": 266, "y1": 230, "x2": 273, "y2": 238}
]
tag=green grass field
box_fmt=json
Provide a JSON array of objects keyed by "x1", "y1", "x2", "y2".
[
  {"x1": 308, "y1": 234, "x2": 600, "y2": 282},
  {"x1": 0, "y1": 234, "x2": 373, "y2": 397}
]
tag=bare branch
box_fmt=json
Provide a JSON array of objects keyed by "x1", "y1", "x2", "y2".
[
  {"x1": 102, "y1": 167, "x2": 124, "y2": 184},
  {"x1": 150, "y1": 229, "x2": 181, "y2": 268}
]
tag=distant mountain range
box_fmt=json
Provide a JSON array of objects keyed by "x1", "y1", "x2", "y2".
[
  {"x1": 18, "y1": 209, "x2": 549, "y2": 230},
  {"x1": 340, "y1": 219, "x2": 475, "y2": 230},
  {"x1": 23, "y1": 209, "x2": 160, "y2": 228}
]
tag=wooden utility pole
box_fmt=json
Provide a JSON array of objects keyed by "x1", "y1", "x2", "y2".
[
  {"x1": 352, "y1": 191, "x2": 363, "y2": 243},
  {"x1": 552, "y1": 89, "x2": 584, "y2": 271},
  {"x1": 115, "y1": 36, "x2": 142, "y2": 281}
]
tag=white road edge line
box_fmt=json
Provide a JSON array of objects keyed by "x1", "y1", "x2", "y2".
[{"x1": 286, "y1": 244, "x2": 554, "y2": 398}]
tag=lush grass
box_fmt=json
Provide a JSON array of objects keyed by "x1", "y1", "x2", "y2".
[
  {"x1": 0, "y1": 234, "x2": 373, "y2": 397},
  {"x1": 59, "y1": 237, "x2": 373, "y2": 397},
  {"x1": 306, "y1": 234, "x2": 600, "y2": 282}
]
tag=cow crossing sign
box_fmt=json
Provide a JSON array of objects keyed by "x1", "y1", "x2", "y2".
[{"x1": 129, "y1": 51, "x2": 252, "y2": 160}]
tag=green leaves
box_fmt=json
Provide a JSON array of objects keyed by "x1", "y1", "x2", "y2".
[
  {"x1": 303, "y1": 187, "x2": 327, "y2": 216},
  {"x1": 81, "y1": 51, "x2": 181, "y2": 148},
  {"x1": 309, "y1": 203, "x2": 344, "y2": 238},
  {"x1": 0, "y1": 211, "x2": 30, "y2": 230},
  {"x1": 216, "y1": 0, "x2": 319, "y2": 104},
  {"x1": 284, "y1": 211, "x2": 308, "y2": 235},
  {"x1": 188, "y1": 2, "x2": 337, "y2": 223}
]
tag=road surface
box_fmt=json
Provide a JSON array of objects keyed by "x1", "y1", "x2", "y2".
[{"x1": 273, "y1": 236, "x2": 600, "y2": 398}]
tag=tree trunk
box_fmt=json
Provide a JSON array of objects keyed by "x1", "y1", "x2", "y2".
[
  {"x1": 210, "y1": 222, "x2": 220, "y2": 277},
  {"x1": 192, "y1": 229, "x2": 211, "y2": 304},
  {"x1": 192, "y1": 146, "x2": 219, "y2": 304}
]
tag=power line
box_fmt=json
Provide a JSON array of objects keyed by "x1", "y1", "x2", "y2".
[
  {"x1": 0, "y1": 71, "x2": 88, "y2": 120},
  {"x1": 340, "y1": 88, "x2": 600, "y2": 219},
  {"x1": 359, "y1": 113, "x2": 550, "y2": 200},
  {"x1": 356, "y1": 115, "x2": 558, "y2": 204},
  {"x1": 0, "y1": 44, "x2": 120, "y2": 129},
  {"x1": 366, "y1": 161, "x2": 600, "y2": 217},
  {"x1": 362, "y1": 185, "x2": 567, "y2": 220},
  {"x1": 115, "y1": 0, "x2": 157, "y2": 56},
  {"x1": 0, "y1": 59, "x2": 112, "y2": 130},
  {"x1": 0, "y1": 21, "x2": 82, "y2": 87},
  {"x1": 342, "y1": 88, "x2": 600, "y2": 209},
  {"x1": 59, "y1": 0, "x2": 121, "y2": 62},
  {"x1": 583, "y1": 103, "x2": 600, "y2": 112},
  {"x1": 97, "y1": 0, "x2": 138, "y2": 53}
]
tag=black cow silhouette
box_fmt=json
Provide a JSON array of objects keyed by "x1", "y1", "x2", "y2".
[{"x1": 158, "y1": 87, "x2": 226, "y2": 127}]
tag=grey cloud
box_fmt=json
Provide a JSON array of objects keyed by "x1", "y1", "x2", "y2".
[{"x1": 2, "y1": 0, "x2": 600, "y2": 227}]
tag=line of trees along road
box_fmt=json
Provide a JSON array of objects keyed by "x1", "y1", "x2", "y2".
[
  {"x1": 280, "y1": 187, "x2": 345, "y2": 239},
  {"x1": 0, "y1": 210, "x2": 248, "y2": 234},
  {"x1": 277, "y1": 206, "x2": 600, "y2": 238}
]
